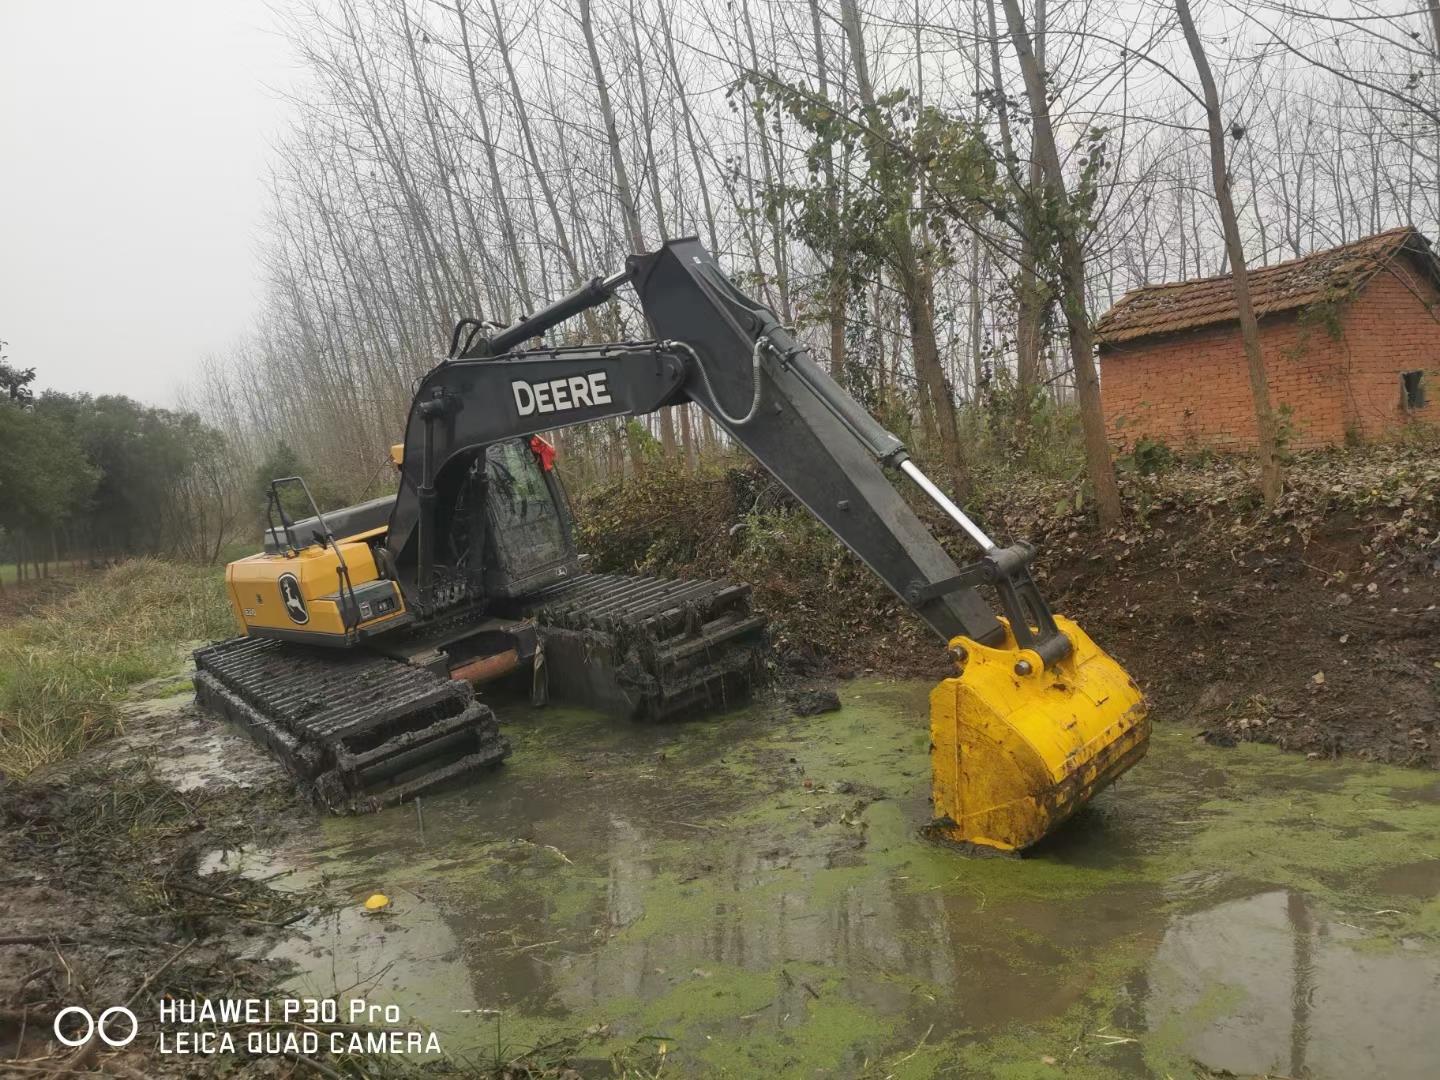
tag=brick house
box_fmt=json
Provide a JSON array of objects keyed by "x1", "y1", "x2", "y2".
[{"x1": 1095, "y1": 227, "x2": 1440, "y2": 450}]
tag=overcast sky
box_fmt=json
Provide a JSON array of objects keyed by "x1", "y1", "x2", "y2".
[{"x1": 0, "y1": 0, "x2": 298, "y2": 406}]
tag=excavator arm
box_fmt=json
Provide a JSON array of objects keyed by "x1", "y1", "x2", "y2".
[{"x1": 392, "y1": 238, "x2": 1148, "y2": 850}]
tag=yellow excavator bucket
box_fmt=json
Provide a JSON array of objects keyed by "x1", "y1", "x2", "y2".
[{"x1": 929, "y1": 615, "x2": 1148, "y2": 852}]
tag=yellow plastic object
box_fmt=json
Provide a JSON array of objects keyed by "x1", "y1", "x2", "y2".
[
  {"x1": 929, "y1": 615, "x2": 1148, "y2": 852},
  {"x1": 364, "y1": 893, "x2": 391, "y2": 911}
]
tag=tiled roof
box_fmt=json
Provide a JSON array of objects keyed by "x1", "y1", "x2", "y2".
[{"x1": 1094, "y1": 227, "x2": 1437, "y2": 346}]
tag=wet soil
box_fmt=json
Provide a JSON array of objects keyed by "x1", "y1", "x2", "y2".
[
  {"x1": 0, "y1": 665, "x2": 314, "y2": 1075},
  {"x1": 1042, "y1": 512, "x2": 1440, "y2": 769}
]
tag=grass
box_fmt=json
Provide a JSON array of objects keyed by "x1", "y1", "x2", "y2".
[{"x1": 0, "y1": 558, "x2": 234, "y2": 775}]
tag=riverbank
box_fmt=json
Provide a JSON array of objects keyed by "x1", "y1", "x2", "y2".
[
  {"x1": 578, "y1": 446, "x2": 1440, "y2": 766},
  {"x1": 0, "y1": 559, "x2": 233, "y2": 776}
]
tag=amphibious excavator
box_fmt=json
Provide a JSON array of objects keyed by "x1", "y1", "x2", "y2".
[{"x1": 195, "y1": 238, "x2": 1147, "y2": 851}]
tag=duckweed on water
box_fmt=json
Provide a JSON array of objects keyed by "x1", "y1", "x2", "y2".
[{"x1": 260, "y1": 679, "x2": 1440, "y2": 1077}]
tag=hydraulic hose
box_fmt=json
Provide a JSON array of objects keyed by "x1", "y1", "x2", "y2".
[{"x1": 664, "y1": 336, "x2": 766, "y2": 427}]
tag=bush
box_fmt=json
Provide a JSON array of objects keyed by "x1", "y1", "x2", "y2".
[
  {"x1": 1117, "y1": 435, "x2": 1176, "y2": 476},
  {"x1": 575, "y1": 461, "x2": 932, "y2": 669},
  {"x1": 575, "y1": 461, "x2": 743, "y2": 574}
]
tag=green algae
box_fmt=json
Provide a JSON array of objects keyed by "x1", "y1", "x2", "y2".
[{"x1": 260, "y1": 679, "x2": 1440, "y2": 1077}]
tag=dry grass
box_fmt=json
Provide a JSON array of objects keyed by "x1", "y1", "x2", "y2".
[{"x1": 0, "y1": 558, "x2": 233, "y2": 775}]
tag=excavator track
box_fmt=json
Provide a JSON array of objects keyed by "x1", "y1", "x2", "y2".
[
  {"x1": 513, "y1": 573, "x2": 768, "y2": 720},
  {"x1": 192, "y1": 636, "x2": 509, "y2": 809}
]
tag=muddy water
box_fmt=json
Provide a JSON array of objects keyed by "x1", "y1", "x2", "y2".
[{"x1": 238, "y1": 681, "x2": 1440, "y2": 1077}]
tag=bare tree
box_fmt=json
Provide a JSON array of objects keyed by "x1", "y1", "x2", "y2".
[
  {"x1": 1176, "y1": 0, "x2": 1285, "y2": 504},
  {"x1": 578, "y1": 0, "x2": 645, "y2": 252},
  {"x1": 198, "y1": 0, "x2": 1438, "y2": 503},
  {"x1": 998, "y1": 0, "x2": 1122, "y2": 523}
]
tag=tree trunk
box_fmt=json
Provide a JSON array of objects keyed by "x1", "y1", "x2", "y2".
[
  {"x1": 626, "y1": 0, "x2": 668, "y2": 239},
  {"x1": 452, "y1": 1, "x2": 533, "y2": 312},
  {"x1": 902, "y1": 265, "x2": 965, "y2": 493},
  {"x1": 608, "y1": 422, "x2": 624, "y2": 478},
  {"x1": 577, "y1": 0, "x2": 646, "y2": 252},
  {"x1": 739, "y1": 0, "x2": 793, "y2": 323},
  {"x1": 985, "y1": 0, "x2": 1047, "y2": 415},
  {"x1": 489, "y1": 0, "x2": 589, "y2": 302},
  {"x1": 839, "y1": 0, "x2": 964, "y2": 490},
  {"x1": 679, "y1": 405, "x2": 697, "y2": 471},
  {"x1": 1175, "y1": 0, "x2": 1284, "y2": 504},
  {"x1": 624, "y1": 2, "x2": 681, "y2": 456},
  {"x1": 968, "y1": 231, "x2": 984, "y2": 398},
  {"x1": 808, "y1": 0, "x2": 847, "y2": 381},
  {"x1": 659, "y1": 409, "x2": 677, "y2": 457},
  {"x1": 656, "y1": 1, "x2": 720, "y2": 253},
  {"x1": 998, "y1": 0, "x2": 1122, "y2": 524},
  {"x1": 1015, "y1": 0, "x2": 1048, "y2": 406}
]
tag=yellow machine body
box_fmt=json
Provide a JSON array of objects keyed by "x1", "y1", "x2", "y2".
[
  {"x1": 929, "y1": 615, "x2": 1148, "y2": 852},
  {"x1": 224, "y1": 527, "x2": 408, "y2": 643}
]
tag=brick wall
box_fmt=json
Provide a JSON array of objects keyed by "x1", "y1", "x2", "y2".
[
  {"x1": 1341, "y1": 263, "x2": 1440, "y2": 439},
  {"x1": 1100, "y1": 256, "x2": 1440, "y2": 450}
]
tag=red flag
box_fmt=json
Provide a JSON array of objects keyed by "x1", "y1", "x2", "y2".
[{"x1": 529, "y1": 434, "x2": 557, "y2": 471}]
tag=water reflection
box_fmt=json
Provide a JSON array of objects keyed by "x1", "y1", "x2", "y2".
[
  {"x1": 545, "y1": 803, "x2": 1112, "y2": 1034},
  {"x1": 1145, "y1": 889, "x2": 1440, "y2": 1080}
]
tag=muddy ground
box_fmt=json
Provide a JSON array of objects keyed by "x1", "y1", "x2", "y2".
[
  {"x1": 1044, "y1": 509, "x2": 1440, "y2": 767},
  {"x1": 0, "y1": 665, "x2": 318, "y2": 1077}
]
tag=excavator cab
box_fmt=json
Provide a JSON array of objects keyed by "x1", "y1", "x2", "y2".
[
  {"x1": 476, "y1": 439, "x2": 580, "y2": 599},
  {"x1": 412, "y1": 436, "x2": 581, "y2": 608}
]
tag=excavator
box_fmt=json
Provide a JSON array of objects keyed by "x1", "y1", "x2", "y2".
[{"x1": 194, "y1": 238, "x2": 1147, "y2": 851}]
